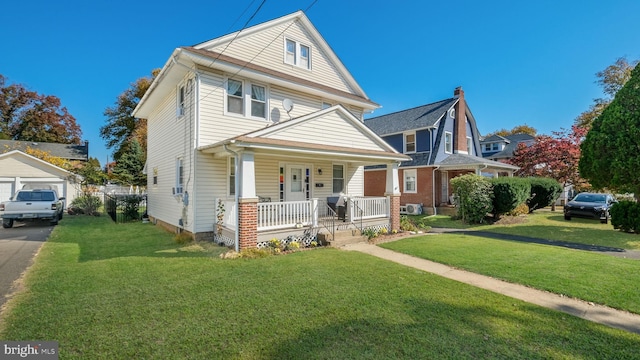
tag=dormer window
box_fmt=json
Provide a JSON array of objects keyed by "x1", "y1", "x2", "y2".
[
  {"x1": 285, "y1": 38, "x2": 311, "y2": 69},
  {"x1": 404, "y1": 132, "x2": 416, "y2": 153}
]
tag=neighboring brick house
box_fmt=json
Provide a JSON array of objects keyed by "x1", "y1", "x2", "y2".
[
  {"x1": 364, "y1": 87, "x2": 518, "y2": 215},
  {"x1": 480, "y1": 133, "x2": 535, "y2": 162}
]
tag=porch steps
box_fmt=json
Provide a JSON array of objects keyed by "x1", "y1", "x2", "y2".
[{"x1": 318, "y1": 229, "x2": 367, "y2": 247}]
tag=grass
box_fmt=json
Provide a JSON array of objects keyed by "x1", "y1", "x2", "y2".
[
  {"x1": 0, "y1": 216, "x2": 639, "y2": 358},
  {"x1": 380, "y1": 234, "x2": 640, "y2": 314},
  {"x1": 416, "y1": 208, "x2": 640, "y2": 250}
]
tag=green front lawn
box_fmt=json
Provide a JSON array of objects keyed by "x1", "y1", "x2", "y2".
[
  {"x1": 417, "y1": 208, "x2": 640, "y2": 250},
  {"x1": 1, "y1": 216, "x2": 639, "y2": 359}
]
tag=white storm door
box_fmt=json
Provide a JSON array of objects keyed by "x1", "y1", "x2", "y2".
[{"x1": 285, "y1": 165, "x2": 306, "y2": 201}]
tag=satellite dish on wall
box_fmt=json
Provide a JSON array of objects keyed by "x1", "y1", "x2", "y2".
[{"x1": 282, "y1": 98, "x2": 294, "y2": 120}]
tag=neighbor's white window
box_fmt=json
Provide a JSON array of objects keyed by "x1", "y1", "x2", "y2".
[
  {"x1": 484, "y1": 143, "x2": 492, "y2": 151},
  {"x1": 492, "y1": 143, "x2": 499, "y2": 151},
  {"x1": 404, "y1": 169, "x2": 417, "y2": 193},
  {"x1": 285, "y1": 38, "x2": 311, "y2": 69},
  {"x1": 226, "y1": 79, "x2": 243, "y2": 115},
  {"x1": 332, "y1": 164, "x2": 344, "y2": 194},
  {"x1": 228, "y1": 156, "x2": 236, "y2": 196},
  {"x1": 404, "y1": 132, "x2": 416, "y2": 153},
  {"x1": 444, "y1": 132, "x2": 453, "y2": 154}
]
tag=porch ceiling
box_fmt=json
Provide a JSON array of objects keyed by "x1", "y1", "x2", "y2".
[{"x1": 199, "y1": 136, "x2": 410, "y2": 165}]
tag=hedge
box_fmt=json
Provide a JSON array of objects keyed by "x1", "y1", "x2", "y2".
[
  {"x1": 490, "y1": 177, "x2": 530, "y2": 219},
  {"x1": 527, "y1": 177, "x2": 563, "y2": 212}
]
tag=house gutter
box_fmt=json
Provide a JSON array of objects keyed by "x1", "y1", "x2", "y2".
[{"x1": 223, "y1": 142, "x2": 240, "y2": 253}]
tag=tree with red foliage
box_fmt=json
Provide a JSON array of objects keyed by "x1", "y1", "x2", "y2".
[
  {"x1": 507, "y1": 125, "x2": 590, "y2": 193},
  {"x1": 0, "y1": 74, "x2": 82, "y2": 144}
]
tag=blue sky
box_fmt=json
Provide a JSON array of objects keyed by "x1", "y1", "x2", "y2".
[{"x1": 1, "y1": 0, "x2": 639, "y2": 165}]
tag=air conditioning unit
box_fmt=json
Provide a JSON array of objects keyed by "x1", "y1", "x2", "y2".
[
  {"x1": 400, "y1": 203, "x2": 422, "y2": 215},
  {"x1": 172, "y1": 186, "x2": 184, "y2": 195}
]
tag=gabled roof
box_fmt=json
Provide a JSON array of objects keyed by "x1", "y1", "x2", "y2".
[
  {"x1": 484, "y1": 133, "x2": 535, "y2": 159},
  {"x1": 0, "y1": 150, "x2": 77, "y2": 176},
  {"x1": 0, "y1": 140, "x2": 88, "y2": 161},
  {"x1": 481, "y1": 134, "x2": 510, "y2": 143},
  {"x1": 364, "y1": 98, "x2": 457, "y2": 136},
  {"x1": 199, "y1": 105, "x2": 410, "y2": 164},
  {"x1": 134, "y1": 11, "x2": 378, "y2": 119}
]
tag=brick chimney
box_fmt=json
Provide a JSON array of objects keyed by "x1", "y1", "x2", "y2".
[{"x1": 453, "y1": 86, "x2": 467, "y2": 153}]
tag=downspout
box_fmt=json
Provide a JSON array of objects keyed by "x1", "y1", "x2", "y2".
[
  {"x1": 223, "y1": 143, "x2": 240, "y2": 253},
  {"x1": 432, "y1": 165, "x2": 440, "y2": 215}
]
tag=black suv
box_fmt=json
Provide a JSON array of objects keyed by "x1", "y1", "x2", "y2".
[{"x1": 564, "y1": 192, "x2": 616, "y2": 224}]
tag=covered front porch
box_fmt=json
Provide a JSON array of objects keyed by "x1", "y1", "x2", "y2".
[{"x1": 200, "y1": 133, "x2": 410, "y2": 250}]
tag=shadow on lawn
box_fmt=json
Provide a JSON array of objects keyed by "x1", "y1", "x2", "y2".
[
  {"x1": 51, "y1": 217, "x2": 228, "y2": 262},
  {"x1": 266, "y1": 298, "x2": 640, "y2": 359}
]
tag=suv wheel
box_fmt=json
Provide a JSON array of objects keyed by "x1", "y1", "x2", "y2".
[{"x1": 2, "y1": 218, "x2": 14, "y2": 228}]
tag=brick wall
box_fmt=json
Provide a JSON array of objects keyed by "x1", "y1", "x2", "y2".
[
  {"x1": 389, "y1": 195, "x2": 400, "y2": 231},
  {"x1": 364, "y1": 169, "x2": 386, "y2": 196},
  {"x1": 238, "y1": 199, "x2": 258, "y2": 249},
  {"x1": 454, "y1": 87, "x2": 468, "y2": 153}
]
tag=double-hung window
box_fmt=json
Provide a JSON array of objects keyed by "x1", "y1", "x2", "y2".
[
  {"x1": 467, "y1": 137, "x2": 473, "y2": 154},
  {"x1": 404, "y1": 132, "x2": 416, "y2": 153},
  {"x1": 227, "y1": 79, "x2": 243, "y2": 115},
  {"x1": 228, "y1": 156, "x2": 236, "y2": 196},
  {"x1": 404, "y1": 169, "x2": 417, "y2": 193},
  {"x1": 226, "y1": 78, "x2": 268, "y2": 120},
  {"x1": 175, "y1": 158, "x2": 184, "y2": 194},
  {"x1": 285, "y1": 38, "x2": 311, "y2": 69},
  {"x1": 444, "y1": 132, "x2": 453, "y2": 154}
]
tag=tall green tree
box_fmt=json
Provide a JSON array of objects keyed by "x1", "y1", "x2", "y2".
[
  {"x1": 485, "y1": 124, "x2": 537, "y2": 138},
  {"x1": 75, "y1": 157, "x2": 107, "y2": 186},
  {"x1": 111, "y1": 139, "x2": 146, "y2": 186},
  {"x1": 100, "y1": 69, "x2": 159, "y2": 160},
  {"x1": 0, "y1": 74, "x2": 82, "y2": 143},
  {"x1": 575, "y1": 57, "x2": 638, "y2": 129},
  {"x1": 580, "y1": 64, "x2": 640, "y2": 197}
]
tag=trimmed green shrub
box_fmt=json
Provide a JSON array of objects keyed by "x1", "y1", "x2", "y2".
[
  {"x1": 69, "y1": 194, "x2": 103, "y2": 216},
  {"x1": 451, "y1": 174, "x2": 493, "y2": 224},
  {"x1": 527, "y1": 177, "x2": 563, "y2": 212},
  {"x1": 610, "y1": 201, "x2": 640, "y2": 233},
  {"x1": 490, "y1": 177, "x2": 530, "y2": 219}
]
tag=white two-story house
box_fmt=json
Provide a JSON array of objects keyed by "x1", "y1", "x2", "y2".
[{"x1": 133, "y1": 11, "x2": 410, "y2": 250}]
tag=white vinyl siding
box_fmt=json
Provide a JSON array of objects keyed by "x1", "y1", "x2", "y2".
[{"x1": 203, "y1": 20, "x2": 354, "y2": 94}]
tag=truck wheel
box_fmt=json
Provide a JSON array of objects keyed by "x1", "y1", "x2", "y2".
[
  {"x1": 2, "y1": 219, "x2": 13, "y2": 228},
  {"x1": 50, "y1": 217, "x2": 59, "y2": 226}
]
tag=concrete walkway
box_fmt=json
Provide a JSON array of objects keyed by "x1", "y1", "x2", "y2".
[{"x1": 342, "y1": 242, "x2": 640, "y2": 335}]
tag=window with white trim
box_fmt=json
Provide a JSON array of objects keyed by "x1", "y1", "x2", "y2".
[
  {"x1": 444, "y1": 132, "x2": 453, "y2": 154},
  {"x1": 404, "y1": 169, "x2": 417, "y2": 193},
  {"x1": 228, "y1": 156, "x2": 236, "y2": 196},
  {"x1": 484, "y1": 143, "x2": 492, "y2": 151},
  {"x1": 175, "y1": 158, "x2": 184, "y2": 194},
  {"x1": 467, "y1": 137, "x2": 473, "y2": 154},
  {"x1": 284, "y1": 38, "x2": 311, "y2": 69},
  {"x1": 332, "y1": 164, "x2": 344, "y2": 194},
  {"x1": 225, "y1": 78, "x2": 268, "y2": 120},
  {"x1": 177, "y1": 84, "x2": 185, "y2": 117},
  {"x1": 404, "y1": 132, "x2": 416, "y2": 153},
  {"x1": 226, "y1": 79, "x2": 243, "y2": 115}
]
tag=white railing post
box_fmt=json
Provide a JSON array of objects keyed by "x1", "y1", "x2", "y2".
[{"x1": 311, "y1": 198, "x2": 318, "y2": 227}]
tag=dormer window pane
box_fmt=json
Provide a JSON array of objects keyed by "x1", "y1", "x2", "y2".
[
  {"x1": 300, "y1": 45, "x2": 309, "y2": 69},
  {"x1": 286, "y1": 39, "x2": 296, "y2": 64}
]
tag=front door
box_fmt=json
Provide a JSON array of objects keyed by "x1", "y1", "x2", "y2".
[{"x1": 285, "y1": 165, "x2": 306, "y2": 201}]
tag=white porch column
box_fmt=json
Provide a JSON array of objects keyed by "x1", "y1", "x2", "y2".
[
  {"x1": 384, "y1": 162, "x2": 401, "y2": 196},
  {"x1": 238, "y1": 151, "x2": 256, "y2": 199}
]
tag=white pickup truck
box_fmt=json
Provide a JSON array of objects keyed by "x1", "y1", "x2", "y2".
[{"x1": 0, "y1": 189, "x2": 65, "y2": 228}]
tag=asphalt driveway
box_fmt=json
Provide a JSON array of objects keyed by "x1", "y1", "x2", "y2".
[{"x1": 0, "y1": 221, "x2": 53, "y2": 309}]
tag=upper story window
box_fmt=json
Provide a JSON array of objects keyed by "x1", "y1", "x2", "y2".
[
  {"x1": 228, "y1": 156, "x2": 236, "y2": 196},
  {"x1": 285, "y1": 38, "x2": 311, "y2": 70},
  {"x1": 225, "y1": 78, "x2": 268, "y2": 120},
  {"x1": 177, "y1": 84, "x2": 186, "y2": 117},
  {"x1": 404, "y1": 132, "x2": 416, "y2": 153},
  {"x1": 483, "y1": 142, "x2": 500, "y2": 152},
  {"x1": 444, "y1": 132, "x2": 453, "y2": 154},
  {"x1": 226, "y1": 79, "x2": 243, "y2": 114},
  {"x1": 467, "y1": 137, "x2": 473, "y2": 154}
]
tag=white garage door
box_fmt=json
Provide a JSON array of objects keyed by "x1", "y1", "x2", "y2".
[{"x1": 0, "y1": 182, "x2": 14, "y2": 203}]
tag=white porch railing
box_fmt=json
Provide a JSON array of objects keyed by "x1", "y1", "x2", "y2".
[
  {"x1": 258, "y1": 200, "x2": 314, "y2": 231},
  {"x1": 349, "y1": 196, "x2": 389, "y2": 220},
  {"x1": 217, "y1": 197, "x2": 389, "y2": 233}
]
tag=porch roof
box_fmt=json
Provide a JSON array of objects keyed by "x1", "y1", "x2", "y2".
[
  {"x1": 436, "y1": 153, "x2": 519, "y2": 171},
  {"x1": 199, "y1": 135, "x2": 411, "y2": 164}
]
